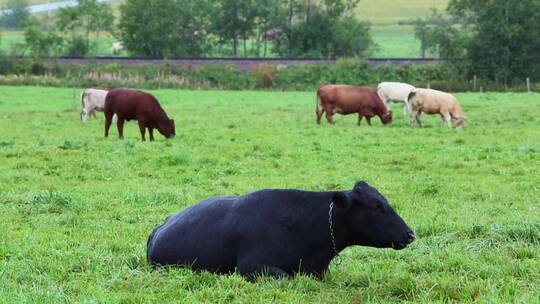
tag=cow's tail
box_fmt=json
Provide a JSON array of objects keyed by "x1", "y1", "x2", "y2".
[
  {"x1": 80, "y1": 90, "x2": 87, "y2": 109},
  {"x1": 80, "y1": 90, "x2": 87, "y2": 122},
  {"x1": 316, "y1": 89, "x2": 324, "y2": 114},
  {"x1": 315, "y1": 88, "x2": 326, "y2": 125}
]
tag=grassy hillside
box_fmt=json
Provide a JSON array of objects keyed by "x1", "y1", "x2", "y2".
[
  {"x1": 356, "y1": 0, "x2": 449, "y2": 57},
  {"x1": 0, "y1": 86, "x2": 539, "y2": 302},
  {"x1": 355, "y1": 0, "x2": 449, "y2": 25},
  {"x1": 0, "y1": 0, "x2": 47, "y2": 5}
]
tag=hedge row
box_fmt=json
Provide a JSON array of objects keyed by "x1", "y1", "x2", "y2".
[{"x1": 0, "y1": 57, "x2": 535, "y2": 92}]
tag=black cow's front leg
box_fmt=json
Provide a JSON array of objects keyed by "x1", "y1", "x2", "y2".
[
  {"x1": 237, "y1": 256, "x2": 291, "y2": 281},
  {"x1": 238, "y1": 264, "x2": 291, "y2": 281}
]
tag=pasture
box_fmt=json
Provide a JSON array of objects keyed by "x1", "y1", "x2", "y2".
[{"x1": 0, "y1": 86, "x2": 539, "y2": 302}]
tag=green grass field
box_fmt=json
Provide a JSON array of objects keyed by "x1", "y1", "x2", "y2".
[
  {"x1": 355, "y1": 0, "x2": 448, "y2": 25},
  {"x1": 0, "y1": 86, "x2": 539, "y2": 302},
  {"x1": 357, "y1": 0, "x2": 448, "y2": 58},
  {"x1": 0, "y1": 31, "x2": 127, "y2": 56}
]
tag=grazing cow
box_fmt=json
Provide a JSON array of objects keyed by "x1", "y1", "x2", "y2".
[
  {"x1": 408, "y1": 88, "x2": 465, "y2": 128},
  {"x1": 110, "y1": 42, "x2": 124, "y2": 54},
  {"x1": 377, "y1": 82, "x2": 416, "y2": 114},
  {"x1": 262, "y1": 31, "x2": 278, "y2": 41},
  {"x1": 316, "y1": 85, "x2": 392, "y2": 126},
  {"x1": 147, "y1": 181, "x2": 415, "y2": 280},
  {"x1": 104, "y1": 88, "x2": 175, "y2": 141},
  {"x1": 80, "y1": 88, "x2": 109, "y2": 123}
]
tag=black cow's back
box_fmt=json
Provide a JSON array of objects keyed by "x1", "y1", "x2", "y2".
[
  {"x1": 147, "y1": 196, "x2": 240, "y2": 273},
  {"x1": 147, "y1": 189, "x2": 336, "y2": 277}
]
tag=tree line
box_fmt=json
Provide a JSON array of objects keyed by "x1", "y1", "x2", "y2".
[
  {"x1": 1, "y1": 0, "x2": 372, "y2": 58},
  {"x1": 118, "y1": 0, "x2": 372, "y2": 58},
  {"x1": 413, "y1": 0, "x2": 540, "y2": 84}
]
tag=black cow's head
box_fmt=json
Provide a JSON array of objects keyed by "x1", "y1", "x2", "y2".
[{"x1": 333, "y1": 181, "x2": 414, "y2": 250}]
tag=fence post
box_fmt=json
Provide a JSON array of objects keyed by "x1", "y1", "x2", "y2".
[
  {"x1": 527, "y1": 78, "x2": 531, "y2": 93},
  {"x1": 427, "y1": 82, "x2": 431, "y2": 89},
  {"x1": 473, "y1": 75, "x2": 477, "y2": 91},
  {"x1": 72, "y1": 83, "x2": 77, "y2": 111}
]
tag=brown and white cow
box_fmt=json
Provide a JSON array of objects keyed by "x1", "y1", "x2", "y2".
[
  {"x1": 407, "y1": 88, "x2": 465, "y2": 128},
  {"x1": 316, "y1": 85, "x2": 392, "y2": 126}
]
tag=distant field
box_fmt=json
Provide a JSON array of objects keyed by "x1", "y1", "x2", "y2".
[
  {"x1": 0, "y1": 0, "x2": 47, "y2": 5},
  {"x1": 0, "y1": 0, "x2": 449, "y2": 58},
  {"x1": 357, "y1": 0, "x2": 448, "y2": 57},
  {"x1": 0, "y1": 31, "x2": 127, "y2": 56},
  {"x1": 370, "y1": 25, "x2": 421, "y2": 58},
  {"x1": 0, "y1": 31, "x2": 23, "y2": 51},
  {"x1": 355, "y1": 0, "x2": 448, "y2": 25},
  {"x1": 0, "y1": 86, "x2": 539, "y2": 302}
]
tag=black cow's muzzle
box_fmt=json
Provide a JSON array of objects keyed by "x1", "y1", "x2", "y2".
[{"x1": 392, "y1": 231, "x2": 415, "y2": 250}]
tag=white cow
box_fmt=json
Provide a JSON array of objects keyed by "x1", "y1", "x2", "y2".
[
  {"x1": 80, "y1": 88, "x2": 109, "y2": 123},
  {"x1": 377, "y1": 82, "x2": 416, "y2": 114},
  {"x1": 110, "y1": 42, "x2": 124, "y2": 54}
]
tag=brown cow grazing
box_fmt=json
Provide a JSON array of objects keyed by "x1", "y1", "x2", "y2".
[
  {"x1": 104, "y1": 88, "x2": 175, "y2": 141},
  {"x1": 316, "y1": 85, "x2": 392, "y2": 126}
]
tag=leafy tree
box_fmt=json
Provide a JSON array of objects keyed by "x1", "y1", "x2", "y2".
[
  {"x1": 331, "y1": 16, "x2": 372, "y2": 57},
  {"x1": 0, "y1": 0, "x2": 30, "y2": 29},
  {"x1": 211, "y1": 0, "x2": 260, "y2": 57},
  {"x1": 56, "y1": 0, "x2": 114, "y2": 56},
  {"x1": 413, "y1": 19, "x2": 429, "y2": 58},
  {"x1": 415, "y1": 0, "x2": 540, "y2": 83},
  {"x1": 275, "y1": 8, "x2": 333, "y2": 57},
  {"x1": 323, "y1": 0, "x2": 359, "y2": 19},
  {"x1": 251, "y1": 0, "x2": 285, "y2": 57},
  {"x1": 453, "y1": 0, "x2": 540, "y2": 83},
  {"x1": 23, "y1": 25, "x2": 63, "y2": 57},
  {"x1": 118, "y1": 0, "x2": 211, "y2": 57},
  {"x1": 413, "y1": 10, "x2": 468, "y2": 62},
  {"x1": 274, "y1": 0, "x2": 371, "y2": 58}
]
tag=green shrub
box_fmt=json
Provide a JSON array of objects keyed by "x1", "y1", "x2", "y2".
[
  {"x1": 65, "y1": 36, "x2": 90, "y2": 56},
  {"x1": 193, "y1": 64, "x2": 249, "y2": 90},
  {"x1": 250, "y1": 64, "x2": 277, "y2": 89}
]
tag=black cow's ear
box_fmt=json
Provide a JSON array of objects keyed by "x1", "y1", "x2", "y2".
[
  {"x1": 354, "y1": 181, "x2": 369, "y2": 192},
  {"x1": 332, "y1": 192, "x2": 351, "y2": 210}
]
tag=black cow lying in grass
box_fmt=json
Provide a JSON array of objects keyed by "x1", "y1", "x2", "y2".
[{"x1": 147, "y1": 181, "x2": 415, "y2": 280}]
